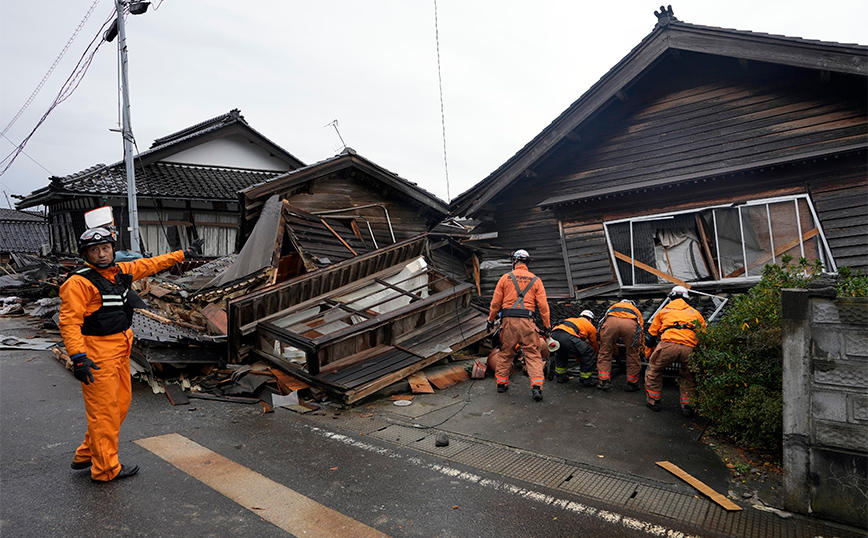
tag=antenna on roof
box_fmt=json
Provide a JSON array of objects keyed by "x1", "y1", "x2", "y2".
[{"x1": 324, "y1": 119, "x2": 347, "y2": 153}]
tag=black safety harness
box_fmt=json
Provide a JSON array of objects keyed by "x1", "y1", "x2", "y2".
[
  {"x1": 660, "y1": 322, "x2": 697, "y2": 335},
  {"x1": 68, "y1": 266, "x2": 145, "y2": 336},
  {"x1": 602, "y1": 305, "x2": 642, "y2": 346},
  {"x1": 500, "y1": 272, "x2": 538, "y2": 319}
]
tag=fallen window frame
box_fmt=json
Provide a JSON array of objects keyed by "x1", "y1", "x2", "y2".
[{"x1": 603, "y1": 194, "x2": 836, "y2": 288}]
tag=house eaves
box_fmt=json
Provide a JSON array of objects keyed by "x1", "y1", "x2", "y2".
[
  {"x1": 539, "y1": 144, "x2": 867, "y2": 208},
  {"x1": 450, "y1": 14, "x2": 867, "y2": 218}
]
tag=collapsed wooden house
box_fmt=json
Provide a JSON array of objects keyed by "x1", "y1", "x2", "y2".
[
  {"x1": 238, "y1": 147, "x2": 449, "y2": 251},
  {"x1": 227, "y1": 236, "x2": 489, "y2": 404},
  {"x1": 451, "y1": 8, "x2": 867, "y2": 298}
]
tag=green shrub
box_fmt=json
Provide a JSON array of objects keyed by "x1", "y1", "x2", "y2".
[
  {"x1": 837, "y1": 266, "x2": 868, "y2": 297},
  {"x1": 692, "y1": 255, "x2": 822, "y2": 454}
]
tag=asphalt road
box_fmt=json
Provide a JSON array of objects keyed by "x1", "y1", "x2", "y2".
[{"x1": 0, "y1": 316, "x2": 724, "y2": 538}]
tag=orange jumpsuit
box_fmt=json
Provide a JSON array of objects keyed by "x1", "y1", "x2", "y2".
[
  {"x1": 487, "y1": 263, "x2": 550, "y2": 390},
  {"x1": 644, "y1": 299, "x2": 706, "y2": 410},
  {"x1": 597, "y1": 301, "x2": 644, "y2": 384},
  {"x1": 59, "y1": 251, "x2": 184, "y2": 481},
  {"x1": 551, "y1": 317, "x2": 598, "y2": 384}
]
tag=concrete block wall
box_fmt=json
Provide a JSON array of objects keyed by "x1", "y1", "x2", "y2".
[{"x1": 782, "y1": 289, "x2": 868, "y2": 529}]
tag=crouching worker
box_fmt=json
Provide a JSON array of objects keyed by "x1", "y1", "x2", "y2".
[
  {"x1": 487, "y1": 249, "x2": 550, "y2": 401},
  {"x1": 60, "y1": 228, "x2": 204, "y2": 481},
  {"x1": 549, "y1": 310, "x2": 598, "y2": 387},
  {"x1": 597, "y1": 299, "x2": 644, "y2": 392},
  {"x1": 644, "y1": 286, "x2": 706, "y2": 417}
]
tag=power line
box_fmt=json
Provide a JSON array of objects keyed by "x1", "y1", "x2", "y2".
[
  {"x1": 0, "y1": 9, "x2": 117, "y2": 177},
  {"x1": 1, "y1": 0, "x2": 103, "y2": 138},
  {"x1": 433, "y1": 0, "x2": 450, "y2": 202},
  {"x1": 0, "y1": 133, "x2": 53, "y2": 175}
]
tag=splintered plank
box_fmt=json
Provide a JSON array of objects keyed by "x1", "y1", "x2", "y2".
[
  {"x1": 655, "y1": 461, "x2": 742, "y2": 511},
  {"x1": 425, "y1": 364, "x2": 470, "y2": 390},
  {"x1": 269, "y1": 367, "x2": 311, "y2": 394},
  {"x1": 201, "y1": 303, "x2": 228, "y2": 335},
  {"x1": 164, "y1": 383, "x2": 190, "y2": 406},
  {"x1": 407, "y1": 371, "x2": 435, "y2": 394}
]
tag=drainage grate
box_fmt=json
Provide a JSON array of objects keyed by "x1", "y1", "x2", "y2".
[{"x1": 305, "y1": 410, "x2": 866, "y2": 538}]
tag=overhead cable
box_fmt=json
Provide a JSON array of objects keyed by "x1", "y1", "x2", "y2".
[
  {"x1": 0, "y1": 9, "x2": 117, "y2": 177},
  {"x1": 1, "y1": 0, "x2": 103, "y2": 138}
]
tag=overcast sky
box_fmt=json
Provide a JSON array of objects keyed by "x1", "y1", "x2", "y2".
[{"x1": 1, "y1": 1, "x2": 866, "y2": 208}]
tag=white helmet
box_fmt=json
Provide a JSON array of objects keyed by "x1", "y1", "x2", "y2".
[
  {"x1": 511, "y1": 249, "x2": 531, "y2": 263},
  {"x1": 579, "y1": 309, "x2": 594, "y2": 320},
  {"x1": 669, "y1": 285, "x2": 689, "y2": 299}
]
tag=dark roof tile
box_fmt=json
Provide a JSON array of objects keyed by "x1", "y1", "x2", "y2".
[{"x1": 56, "y1": 162, "x2": 281, "y2": 200}]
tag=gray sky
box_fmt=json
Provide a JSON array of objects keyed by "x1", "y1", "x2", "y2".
[{"x1": 1, "y1": 1, "x2": 866, "y2": 207}]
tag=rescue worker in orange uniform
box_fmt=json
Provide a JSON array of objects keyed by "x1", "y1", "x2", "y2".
[
  {"x1": 597, "y1": 299, "x2": 645, "y2": 392},
  {"x1": 487, "y1": 249, "x2": 550, "y2": 401},
  {"x1": 549, "y1": 310, "x2": 598, "y2": 386},
  {"x1": 644, "y1": 286, "x2": 706, "y2": 417},
  {"x1": 60, "y1": 227, "x2": 203, "y2": 481}
]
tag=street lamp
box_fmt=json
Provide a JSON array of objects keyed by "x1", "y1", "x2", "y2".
[{"x1": 105, "y1": 1, "x2": 150, "y2": 254}]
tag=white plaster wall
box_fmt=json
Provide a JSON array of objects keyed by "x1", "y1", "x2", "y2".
[{"x1": 161, "y1": 135, "x2": 291, "y2": 170}]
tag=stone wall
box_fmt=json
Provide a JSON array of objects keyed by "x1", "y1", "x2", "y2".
[{"x1": 782, "y1": 289, "x2": 868, "y2": 529}]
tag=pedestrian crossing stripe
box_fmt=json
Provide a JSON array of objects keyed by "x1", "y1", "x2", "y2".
[{"x1": 135, "y1": 433, "x2": 389, "y2": 538}]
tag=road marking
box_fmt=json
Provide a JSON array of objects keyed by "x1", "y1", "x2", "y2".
[
  {"x1": 309, "y1": 426, "x2": 703, "y2": 538},
  {"x1": 135, "y1": 433, "x2": 389, "y2": 538}
]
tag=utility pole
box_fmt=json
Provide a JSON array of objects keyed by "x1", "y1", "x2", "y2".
[{"x1": 115, "y1": 0, "x2": 141, "y2": 253}]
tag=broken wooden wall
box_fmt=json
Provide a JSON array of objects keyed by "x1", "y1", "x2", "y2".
[{"x1": 227, "y1": 236, "x2": 427, "y2": 364}]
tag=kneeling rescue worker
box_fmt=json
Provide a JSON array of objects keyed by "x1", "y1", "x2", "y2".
[
  {"x1": 487, "y1": 249, "x2": 550, "y2": 401},
  {"x1": 549, "y1": 310, "x2": 598, "y2": 386},
  {"x1": 60, "y1": 227, "x2": 204, "y2": 481},
  {"x1": 644, "y1": 286, "x2": 706, "y2": 417}
]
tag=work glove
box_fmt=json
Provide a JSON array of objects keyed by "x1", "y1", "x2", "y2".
[
  {"x1": 184, "y1": 238, "x2": 205, "y2": 259},
  {"x1": 70, "y1": 353, "x2": 100, "y2": 385},
  {"x1": 486, "y1": 320, "x2": 495, "y2": 332}
]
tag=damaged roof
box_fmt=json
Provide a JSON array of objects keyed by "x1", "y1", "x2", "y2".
[
  {"x1": 241, "y1": 147, "x2": 449, "y2": 223},
  {"x1": 450, "y1": 8, "x2": 868, "y2": 217}
]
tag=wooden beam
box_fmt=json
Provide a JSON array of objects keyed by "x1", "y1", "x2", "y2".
[
  {"x1": 695, "y1": 214, "x2": 719, "y2": 280},
  {"x1": 319, "y1": 218, "x2": 358, "y2": 256},
  {"x1": 612, "y1": 250, "x2": 692, "y2": 289},
  {"x1": 472, "y1": 253, "x2": 481, "y2": 296},
  {"x1": 656, "y1": 461, "x2": 742, "y2": 511},
  {"x1": 725, "y1": 228, "x2": 819, "y2": 278}
]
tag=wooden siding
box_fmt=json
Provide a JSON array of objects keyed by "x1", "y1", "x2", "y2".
[
  {"x1": 811, "y1": 180, "x2": 868, "y2": 272},
  {"x1": 535, "y1": 54, "x2": 866, "y2": 200},
  {"x1": 561, "y1": 221, "x2": 614, "y2": 293},
  {"x1": 478, "y1": 189, "x2": 569, "y2": 297},
  {"x1": 286, "y1": 173, "x2": 429, "y2": 248}
]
